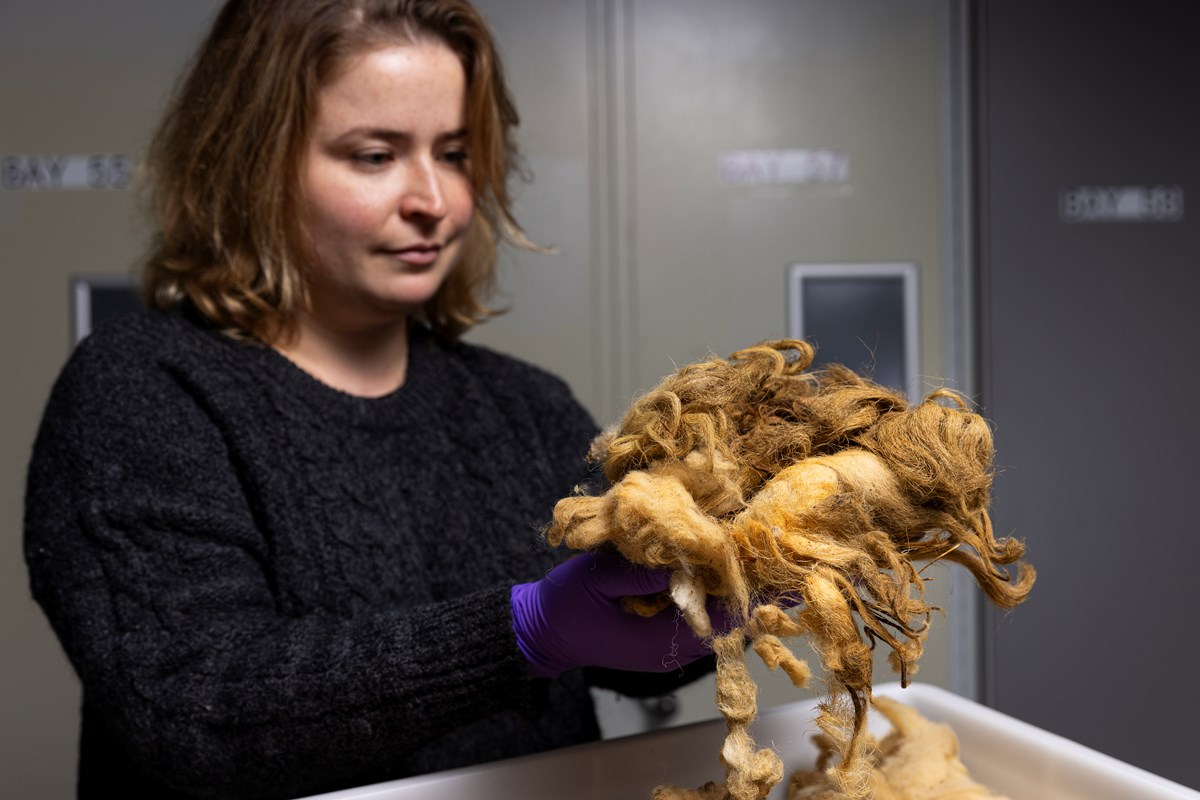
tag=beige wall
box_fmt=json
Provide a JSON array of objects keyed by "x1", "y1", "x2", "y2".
[{"x1": 1, "y1": 0, "x2": 962, "y2": 794}]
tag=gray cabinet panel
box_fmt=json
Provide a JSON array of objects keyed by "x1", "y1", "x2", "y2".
[{"x1": 978, "y1": 1, "x2": 1200, "y2": 788}]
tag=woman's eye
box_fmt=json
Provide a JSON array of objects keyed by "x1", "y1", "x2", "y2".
[
  {"x1": 355, "y1": 151, "x2": 391, "y2": 166},
  {"x1": 441, "y1": 149, "x2": 469, "y2": 167}
]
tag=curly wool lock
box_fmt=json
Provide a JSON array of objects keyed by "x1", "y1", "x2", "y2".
[{"x1": 548, "y1": 340, "x2": 1034, "y2": 800}]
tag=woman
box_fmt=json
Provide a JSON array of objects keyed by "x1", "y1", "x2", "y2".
[{"x1": 23, "y1": 1, "x2": 720, "y2": 798}]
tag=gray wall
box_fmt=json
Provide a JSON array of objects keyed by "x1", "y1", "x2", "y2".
[
  {"x1": 976, "y1": 0, "x2": 1200, "y2": 789},
  {"x1": 1, "y1": 0, "x2": 959, "y2": 794}
]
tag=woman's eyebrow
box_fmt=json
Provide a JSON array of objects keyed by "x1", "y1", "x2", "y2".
[{"x1": 330, "y1": 126, "x2": 469, "y2": 143}]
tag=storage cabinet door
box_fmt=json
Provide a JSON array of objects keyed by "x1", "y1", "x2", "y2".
[{"x1": 978, "y1": 1, "x2": 1200, "y2": 788}]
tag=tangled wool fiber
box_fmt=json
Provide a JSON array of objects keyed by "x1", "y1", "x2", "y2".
[
  {"x1": 548, "y1": 340, "x2": 1034, "y2": 800},
  {"x1": 654, "y1": 696, "x2": 1006, "y2": 800},
  {"x1": 788, "y1": 695, "x2": 1009, "y2": 799}
]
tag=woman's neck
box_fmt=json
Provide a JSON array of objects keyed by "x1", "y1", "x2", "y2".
[{"x1": 273, "y1": 312, "x2": 412, "y2": 398}]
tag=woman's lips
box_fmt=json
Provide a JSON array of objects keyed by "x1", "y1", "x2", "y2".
[{"x1": 385, "y1": 244, "x2": 442, "y2": 268}]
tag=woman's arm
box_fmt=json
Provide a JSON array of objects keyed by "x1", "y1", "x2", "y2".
[{"x1": 24, "y1": 335, "x2": 540, "y2": 799}]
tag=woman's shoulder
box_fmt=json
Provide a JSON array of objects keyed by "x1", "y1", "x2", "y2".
[
  {"x1": 414, "y1": 327, "x2": 596, "y2": 432},
  {"x1": 51, "y1": 307, "x2": 236, "y2": 408},
  {"x1": 430, "y1": 331, "x2": 577, "y2": 404},
  {"x1": 77, "y1": 302, "x2": 210, "y2": 349},
  {"x1": 418, "y1": 331, "x2": 599, "y2": 481}
]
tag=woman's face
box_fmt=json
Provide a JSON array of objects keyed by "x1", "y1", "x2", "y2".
[{"x1": 299, "y1": 40, "x2": 474, "y2": 331}]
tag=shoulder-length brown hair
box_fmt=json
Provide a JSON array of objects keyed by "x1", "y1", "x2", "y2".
[{"x1": 141, "y1": 0, "x2": 528, "y2": 342}]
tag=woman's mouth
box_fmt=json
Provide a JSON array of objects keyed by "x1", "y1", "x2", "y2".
[{"x1": 385, "y1": 244, "x2": 442, "y2": 268}]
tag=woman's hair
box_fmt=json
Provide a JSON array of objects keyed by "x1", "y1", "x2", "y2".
[{"x1": 141, "y1": 0, "x2": 526, "y2": 342}]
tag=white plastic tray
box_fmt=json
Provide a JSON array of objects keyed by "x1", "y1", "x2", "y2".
[{"x1": 301, "y1": 682, "x2": 1199, "y2": 799}]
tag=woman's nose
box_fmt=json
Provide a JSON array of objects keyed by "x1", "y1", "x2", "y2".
[{"x1": 399, "y1": 159, "x2": 448, "y2": 223}]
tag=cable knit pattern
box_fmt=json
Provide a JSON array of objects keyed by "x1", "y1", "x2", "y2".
[{"x1": 24, "y1": 308, "x2": 607, "y2": 799}]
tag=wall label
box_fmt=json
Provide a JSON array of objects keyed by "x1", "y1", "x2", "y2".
[
  {"x1": 719, "y1": 149, "x2": 849, "y2": 187},
  {"x1": 1060, "y1": 185, "x2": 1184, "y2": 222},
  {"x1": 1, "y1": 154, "x2": 133, "y2": 191}
]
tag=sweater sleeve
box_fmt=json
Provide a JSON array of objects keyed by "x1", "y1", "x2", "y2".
[{"x1": 23, "y1": 334, "x2": 543, "y2": 799}]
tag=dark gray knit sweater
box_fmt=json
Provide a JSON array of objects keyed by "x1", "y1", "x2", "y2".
[{"x1": 25, "y1": 308, "x2": 673, "y2": 799}]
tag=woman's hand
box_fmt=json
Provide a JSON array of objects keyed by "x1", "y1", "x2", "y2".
[{"x1": 511, "y1": 551, "x2": 730, "y2": 678}]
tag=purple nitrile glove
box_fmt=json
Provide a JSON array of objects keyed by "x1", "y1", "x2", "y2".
[{"x1": 510, "y1": 550, "x2": 731, "y2": 679}]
